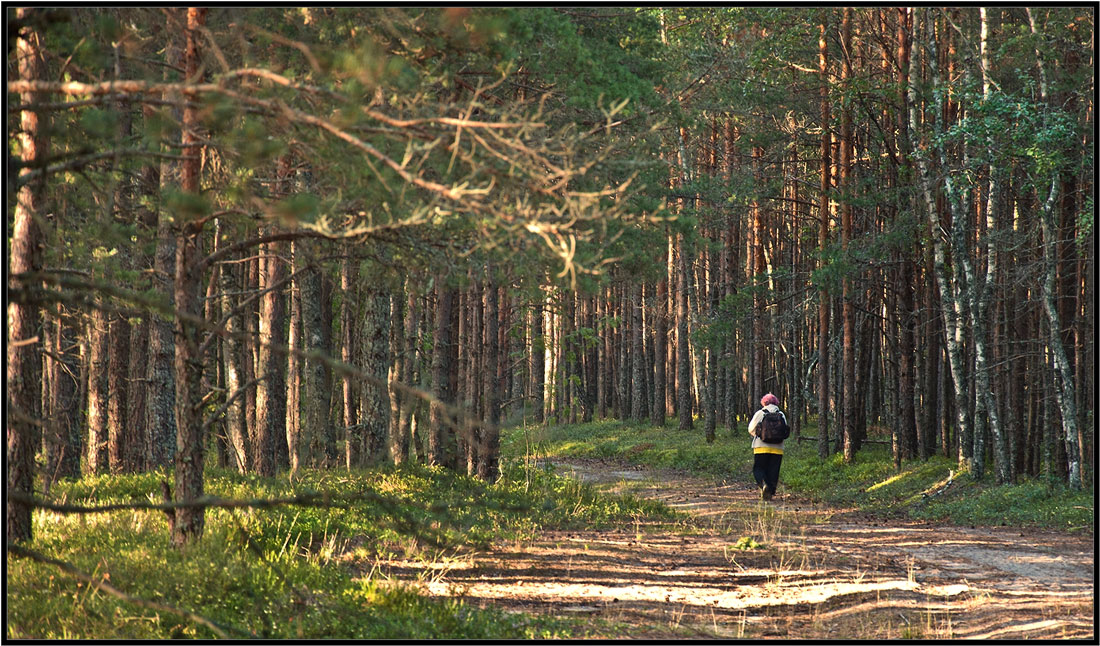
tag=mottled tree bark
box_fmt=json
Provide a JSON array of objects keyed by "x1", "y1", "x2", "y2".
[
  {"x1": 429, "y1": 285, "x2": 458, "y2": 468},
  {"x1": 360, "y1": 279, "x2": 391, "y2": 465},
  {"x1": 479, "y1": 277, "x2": 501, "y2": 481},
  {"x1": 219, "y1": 254, "x2": 248, "y2": 473},
  {"x1": 817, "y1": 16, "x2": 832, "y2": 460},
  {"x1": 341, "y1": 255, "x2": 360, "y2": 468},
  {"x1": 300, "y1": 242, "x2": 327, "y2": 468},
  {"x1": 840, "y1": 7, "x2": 857, "y2": 463},
  {"x1": 630, "y1": 282, "x2": 646, "y2": 422},
  {"x1": 529, "y1": 303, "x2": 545, "y2": 423},
  {"x1": 651, "y1": 272, "x2": 668, "y2": 427},
  {"x1": 44, "y1": 311, "x2": 81, "y2": 485},
  {"x1": 285, "y1": 241, "x2": 303, "y2": 472},
  {"x1": 676, "y1": 235, "x2": 693, "y2": 430},
  {"x1": 253, "y1": 237, "x2": 285, "y2": 477},
  {"x1": 170, "y1": 6, "x2": 209, "y2": 547},
  {"x1": 7, "y1": 8, "x2": 47, "y2": 542}
]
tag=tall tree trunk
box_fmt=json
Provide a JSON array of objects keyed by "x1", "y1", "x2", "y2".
[
  {"x1": 393, "y1": 285, "x2": 419, "y2": 464},
  {"x1": 817, "y1": 16, "x2": 832, "y2": 460},
  {"x1": 652, "y1": 270, "x2": 668, "y2": 427},
  {"x1": 530, "y1": 302, "x2": 546, "y2": 423},
  {"x1": 361, "y1": 279, "x2": 391, "y2": 465},
  {"x1": 676, "y1": 234, "x2": 693, "y2": 430},
  {"x1": 286, "y1": 241, "x2": 303, "y2": 472},
  {"x1": 146, "y1": 10, "x2": 183, "y2": 471},
  {"x1": 44, "y1": 310, "x2": 81, "y2": 485},
  {"x1": 219, "y1": 248, "x2": 249, "y2": 473},
  {"x1": 86, "y1": 308, "x2": 109, "y2": 473},
  {"x1": 301, "y1": 243, "x2": 328, "y2": 468},
  {"x1": 7, "y1": 8, "x2": 47, "y2": 542},
  {"x1": 704, "y1": 234, "x2": 719, "y2": 444},
  {"x1": 840, "y1": 7, "x2": 857, "y2": 463},
  {"x1": 1026, "y1": 9, "x2": 1082, "y2": 489},
  {"x1": 907, "y1": 7, "x2": 973, "y2": 475},
  {"x1": 107, "y1": 67, "x2": 135, "y2": 473},
  {"x1": 631, "y1": 283, "x2": 646, "y2": 422},
  {"x1": 107, "y1": 312, "x2": 131, "y2": 472},
  {"x1": 170, "y1": 6, "x2": 209, "y2": 547},
  {"x1": 341, "y1": 254, "x2": 360, "y2": 468},
  {"x1": 429, "y1": 285, "x2": 458, "y2": 468},
  {"x1": 252, "y1": 238, "x2": 283, "y2": 476},
  {"x1": 479, "y1": 277, "x2": 501, "y2": 481},
  {"x1": 976, "y1": 8, "x2": 1011, "y2": 483}
]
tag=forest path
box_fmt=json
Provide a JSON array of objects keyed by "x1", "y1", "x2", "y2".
[{"x1": 375, "y1": 458, "x2": 1094, "y2": 639}]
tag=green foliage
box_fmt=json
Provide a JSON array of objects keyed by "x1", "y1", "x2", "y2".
[
  {"x1": 732, "y1": 535, "x2": 762, "y2": 550},
  {"x1": 8, "y1": 460, "x2": 670, "y2": 639}
]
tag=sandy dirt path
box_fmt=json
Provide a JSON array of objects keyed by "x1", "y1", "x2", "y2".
[{"x1": 374, "y1": 458, "x2": 1094, "y2": 639}]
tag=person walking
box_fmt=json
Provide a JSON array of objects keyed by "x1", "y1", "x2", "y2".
[{"x1": 748, "y1": 393, "x2": 788, "y2": 500}]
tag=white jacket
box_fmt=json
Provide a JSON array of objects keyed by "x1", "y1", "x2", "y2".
[{"x1": 748, "y1": 404, "x2": 787, "y2": 450}]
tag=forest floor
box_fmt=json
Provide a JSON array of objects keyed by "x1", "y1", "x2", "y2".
[{"x1": 372, "y1": 457, "x2": 1095, "y2": 640}]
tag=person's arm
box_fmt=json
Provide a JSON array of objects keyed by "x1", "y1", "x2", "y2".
[{"x1": 748, "y1": 410, "x2": 763, "y2": 437}]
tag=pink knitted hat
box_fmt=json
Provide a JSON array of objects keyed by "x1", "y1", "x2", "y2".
[{"x1": 760, "y1": 393, "x2": 779, "y2": 407}]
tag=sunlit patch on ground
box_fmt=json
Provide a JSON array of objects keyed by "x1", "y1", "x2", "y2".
[{"x1": 361, "y1": 458, "x2": 1095, "y2": 639}]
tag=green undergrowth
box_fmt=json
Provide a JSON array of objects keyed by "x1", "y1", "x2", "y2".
[
  {"x1": 7, "y1": 461, "x2": 671, "y2": 640},
  {"x1": 504, "y1": 418, "x2": 1094, "y2": 532}
]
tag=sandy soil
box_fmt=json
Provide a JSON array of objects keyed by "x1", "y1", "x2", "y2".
[{"x1": 368, "y1": 458, "x2": 1094, "y2": 639}]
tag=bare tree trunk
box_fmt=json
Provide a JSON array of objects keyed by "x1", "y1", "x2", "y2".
[
  {"x1": 85, "y1": 308, "x2": 109, "y2": 473},
  {"x1": 252, "y1": 237, "x2": 283, "y2": 477},
  {"x1": 169, "y1": 6, "x2": 209, "y2": 547},
  {"x1": 286, "y1": 241, "x2": 303, "y2": 472},
  {"x1": 429, "y1": 285, "x2": 458, "y2": 468},
  {"x1": 219, "y1": 249, "x2": 248, "y2": 473},
  {"x1": 7, "y1": 8, "x2": 47, "y2": 542},
  {"x1": 393, "y1": 285, "x2": 419, "y2": 464},
  {"x1": 340, "y1": 254, "x2": 359, "y2": 468},
  {"x1": 817, "y1": 16, "x2": 832, "y2": 460},
  {"x1": 631, "y1": 282, "x2": 646, "y2": 422},
  {"x1": 44, "y1": 311, "x2": 81, "y2": 485},
  {"x1": 652, "y1": 271, "x2": 668, "y2": 427},
  {"x1": 676, "y1": 234, "x2": 693, "y2": 430},
  {"x1": 300, "y1": 242, "x2": 327, "y2": 469},
  {"x1": 907, "y1": 7, "x2": 973, "y2": 474},
  {"x1": 479, "y1": 277, "x2": 501, "y2": 481},
  {"x1": 975, "y1": 8, "x2": 1011, "y2": 483},
  {"x1": 145, "y1": 11, "x2": 187, "y2": 472},
  {"x1": 530, "y1": 302, "x2": 545, "y2": 423},
  {"x1": 704, "y1": 238, "x2": 719, "y2": 444},
  {"x1": 361, "y1": 279, "x2": 391, "y2": 465},
  {"x1": 839, "y1": 7, "x2": 857, "y2": 463},
  {"x1": 107, "y1": 69, "x2": 135, "y2": 473},
  {"x1": 1026, "y1": 8, "x2": 1082, "y2": 490},
  {"x1": 107, "y1": 312, "x2": 131, "y2": 472}
]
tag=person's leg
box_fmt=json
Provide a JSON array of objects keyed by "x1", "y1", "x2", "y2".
[
  {"x1": 763, "y1": 454, "x2": 783, "y2": 499},
  {"x1": 752, "y1": 453, "x2": 767, "y2": 493}
]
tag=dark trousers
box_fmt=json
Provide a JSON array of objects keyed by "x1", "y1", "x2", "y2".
[{"x1": 752, "y1": 452, "x2": 783, "y2": 496}]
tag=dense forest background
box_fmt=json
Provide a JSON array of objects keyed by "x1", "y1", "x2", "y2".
[{"x1": 7, "y1": 6, "x2": 1094, "y2": 546}]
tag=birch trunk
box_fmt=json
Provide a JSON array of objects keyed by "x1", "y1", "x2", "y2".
[{"x1": 1026, "y1": 8, "x2": 1082, "y2": 489}]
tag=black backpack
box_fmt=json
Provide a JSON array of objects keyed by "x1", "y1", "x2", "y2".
[{"x1": 757, "y1": 409, "x2": 790, "y2": 444}]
